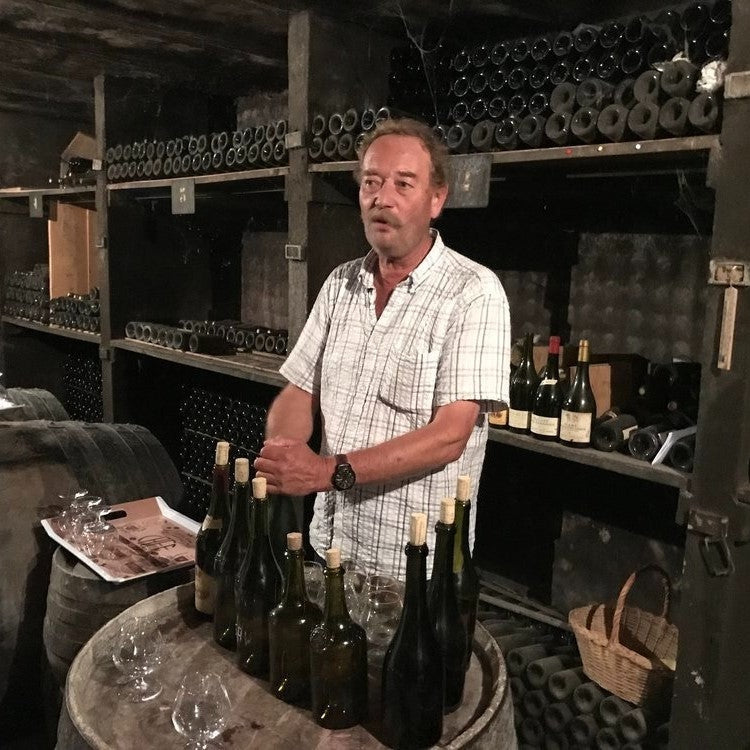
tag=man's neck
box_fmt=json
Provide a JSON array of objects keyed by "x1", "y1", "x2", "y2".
[{"x1": 375, "y1": 232, "x2": 434, "y2": 286}]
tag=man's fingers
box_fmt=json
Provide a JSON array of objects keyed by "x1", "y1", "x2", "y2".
[{"x1": 263, "y1": 437, "x2": 298, "y2": 449}]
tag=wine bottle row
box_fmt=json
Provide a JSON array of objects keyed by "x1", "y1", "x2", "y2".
[
  {"x1": 50, "y1": 290, "x2": 101, "y2": 333},
  {"x1": 105, "y1": 120, "x2": 289, "y2": 182},
  {"x1": 307, "y1": 106, "x2": 390, "y2": 163},
  {"x1": 62, "y1": 353, "x2": 103, "y2": 422},
  {"x1": 194, "y1": 451, "x2": 481, "y2": 743},
  {"x1": 387, "y1": 1, "x2": 730, "y2": 130},
  {"x1": 475, "y1": 608, "x2": 671, "y2": 748},
  {"x1": 2, "y1": 265, "x2": 50, "y2": 323},
  {"x1": 124, "y1": 319, "x2": 288, "y2": 356},
  {"x1": 498, "y1": 334, "x2": 700, "y2": 472},
  {"x1": 178, "y1": 385, "x2": 267, "y2": 518},
  {"x1": 441, "y1": 67, "x2": 720, "y2": 154}
]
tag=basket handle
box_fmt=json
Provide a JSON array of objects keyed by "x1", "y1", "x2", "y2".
[{"x1": 609, "y1": 564, "x2": 672, "y2": 648}]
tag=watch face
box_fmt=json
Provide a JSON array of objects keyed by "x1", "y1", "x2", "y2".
[{"x1": 333, "y1": 462, "x2": 356, "y2": 491}]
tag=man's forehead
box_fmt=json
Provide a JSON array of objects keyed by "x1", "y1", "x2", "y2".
[{"x1": 363, "y1": 135, "x2": 431, "y2": 172}]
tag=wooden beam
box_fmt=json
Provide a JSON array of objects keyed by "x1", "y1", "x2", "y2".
[{"x1": 0, "y1": 64, "x2": 92, "y2": 104}]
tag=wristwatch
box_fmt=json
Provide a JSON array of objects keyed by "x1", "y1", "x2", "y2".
[{"x1": 331, "y1": 453, "x2": 356, "y2": 491}]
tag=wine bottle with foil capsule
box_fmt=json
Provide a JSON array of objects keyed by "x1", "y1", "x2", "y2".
[
  {"x1": 268, "y1": 532, "x2": 322, "y2": 705},
  {"x1": 309, "y1": 547, "x2": 368, "y2": 729},
  {"x1": 194, "y1": 440, "x2": 230, "y2": 617},
  {"x1": 428, "y1": 498, "x2": 467, "y2": 713},
  {"x1": 453, "y1": 475, "x2": 479, "y2": 669},
  {"x1": 559, "y1": 339, "x2": 597, "y2": 448},
  {"x1": 509, "y1": 333, "x2": 540, "y2": 434},
  {"x1": 236, "y1": 476, "x2": 283, "y2": 677},
  {"x1": 530, "y1": 336, "x2": 563, "y2": 441},
  {"x1": 213, "y1": 457, "x2": 252, "y2": 650},
  {"x1": 382, "y1": 513, "x2": 444, "y2": 747}
]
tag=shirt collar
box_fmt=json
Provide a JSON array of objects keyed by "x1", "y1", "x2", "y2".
[{"x1": 358, "y1": 229, "x2": 446, "y2": 291}]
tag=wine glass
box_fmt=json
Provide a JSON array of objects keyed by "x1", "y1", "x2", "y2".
[
  {"x1": 172, "y1": 671, "x2": 231, "y2": 749},
  {"x1": 111, "y1": 616, "x2": 164, "y2": 701},
  {"x1": 363, "y1": 589, "x2": 402, "y2": 657},
  {"x1": 343, "y1": 565, "x2": 368, "y2": 625},
  {"x1": 81, "y1": 496, "x2": 118, "y2": 560},
  {"x1": 55, "y1": 488, "x2": 89, "y2": 538},
  {"x1": 366, "y1": 572, "x2": 400, "y2": 595},
  {"x1": 303, "y1": 561, "x2": 325, "y2": 609}
]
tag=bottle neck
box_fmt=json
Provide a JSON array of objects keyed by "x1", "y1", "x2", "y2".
[
  {"x1": 521, "y1": 333, "x2": 534, "y2": 372},
  {"x1": 252, "y1": 497, "x2": 268, "y2": 539},
  {"x1": 232, "y1": 482, "x2": 251, "y2": 541},
  {"x1": 544, "y1": 351, "x2": 560, "y2": 380},
  {"x1": 452, "y1": 499, "x2": 472, "y2": 572},
  {"x1": 403, "y1": 543, "x2": 429, "y2": 616},
  {"x1": 207, "y1": 463, "x2": 229, "y2": 517},
  {"x1": 283, "y1": 548, "x2": 306, "y2": 604},
  {"x1": 432, "y1": 522, "x2": 456, "y2": 583},
  {"x1": 323, "y1": 566, "x2": 350, "y2": 622}
]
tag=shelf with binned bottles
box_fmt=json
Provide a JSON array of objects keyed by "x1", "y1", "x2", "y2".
[{"x1": 1, "y1": 316, "x2": 102, "y2": 345}]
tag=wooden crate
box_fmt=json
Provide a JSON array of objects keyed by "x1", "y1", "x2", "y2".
[{"x1": 48, "y1": 204, "x2": 97, "y2": 298}]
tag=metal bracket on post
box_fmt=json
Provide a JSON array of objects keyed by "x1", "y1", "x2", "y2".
[
  {"x1": 708, "y1": 260, "x2": 748, "y2": 371},
  {"x1": 688, "y1": 508, "x2": 734, "y2": 577},
  {"x1": 99, "y1": 346, "x2": 113, "y2": 362},
  {"x1": 285, "y1": 243, "x2": 305, "y2": 261},
  {"x1": 285, "y1": 131, "x2": 304, "y2": 150}
]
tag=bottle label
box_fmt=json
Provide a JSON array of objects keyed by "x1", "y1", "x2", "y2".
[
  {"x1": 201, "y1": 515, "x2": 222, "y2": 531},
  {"x1": 530, "y1": 414, "x2": 559, "y2": 437},
  {"x1": 560, "y1": 410, "x2": 592, "y2": 443},
  {"x1": 194, "y1": 566, "x2": 216, "y2": 614},
  {"x1": 488, "y1": 409, "x2": 508, "y2": 427},
  {"x1": 622, "y1": 425, "x2": 637, "y2": 440},
  {"x1": 540, "y1": 378, "x2": 558, "y2": 387},
  {"x1": 508, "y1": 408, "x2": 531, "y2": 430}
]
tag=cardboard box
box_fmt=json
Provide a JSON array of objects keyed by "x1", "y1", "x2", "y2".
[
  {"x1": 48, "y1": 203, "x2": 98, "y2": 298},
  {"x1": 41, "y1": 496, "x2": 198, "y2": 583}
]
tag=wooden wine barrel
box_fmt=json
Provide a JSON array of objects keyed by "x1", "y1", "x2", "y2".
[
  {"x1": 0, "y1": 420, "x2": 184, "y2": 739},
  {"x1": 59, "y1": 584, "x2": 517, "y2": 750},
  {"x1": 0, "y1": 387, "x2": 69, "y2": 421}
]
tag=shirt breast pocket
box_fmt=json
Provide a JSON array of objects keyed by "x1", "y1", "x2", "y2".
[{"x1": 379, "y1": 350, "x2": 441, "y2": 419}]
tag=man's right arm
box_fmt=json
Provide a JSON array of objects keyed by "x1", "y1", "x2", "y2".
[{"x1": 265, "y1": 383, "x2": 320, "y2": 443}]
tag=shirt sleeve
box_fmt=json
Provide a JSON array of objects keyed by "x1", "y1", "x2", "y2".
[
  {"x1": 279, "y1": 270, "x2": 340, "y2": 396},
  {"x1": 433, "y1": 270, "x2": 511, "y2": 412}
]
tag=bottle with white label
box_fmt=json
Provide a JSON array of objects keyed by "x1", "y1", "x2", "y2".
[
  {"x1": 559, "y1": 339, "x2": 597, "y2": 448},
  {"x1": 508, "y1": 333, "x2": 540, "y2": 434},
  {"x1": 530, "y1": 335, "x2": 563, "y2": 441},
  {"x1": 194, "y1": 440, "x2": 230, "y2": 616}
]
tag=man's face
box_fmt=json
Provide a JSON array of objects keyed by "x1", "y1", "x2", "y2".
[{"x1": 358, "y1": 134, "x2": 448, "y2": 261}]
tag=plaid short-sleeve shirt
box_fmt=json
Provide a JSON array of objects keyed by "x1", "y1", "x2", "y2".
[{"x1": 280, "y1": 231, "x2": 510, "y2": 578}]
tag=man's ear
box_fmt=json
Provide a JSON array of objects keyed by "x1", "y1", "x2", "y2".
[{"x1": 431, "y1": 184, "x2": 449, "y2": 219}]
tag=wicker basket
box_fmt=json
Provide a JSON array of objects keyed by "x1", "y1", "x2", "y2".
[{"x1": 568, "y1": 566, "x2": 679, "y2": 709}]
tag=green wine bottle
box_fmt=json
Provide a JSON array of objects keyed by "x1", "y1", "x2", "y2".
[
  {"x1": 453, "y1": 475, "x2": 479, "y2": 669},
  {"x1": 268, "y1": 532, "x2": 322, "y2": 705},
  {"x1": 194, "y1": 440, "x2": 230, "y2": 616},
  {"x1": 236, "y1": 476, "x2": 283, "y2": 677},
  {"x1": 559, "y1": 339, "x2": 597, "y2": 448}
]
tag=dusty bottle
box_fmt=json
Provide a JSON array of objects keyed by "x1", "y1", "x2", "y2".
[
  {"x1": 559, "y1": 339, "x2": 597, "y2": 448},
  {"x1": 382, "y1": 513, "x2": 444, "y2": 748},
  {"x1": 509, "y1": 333, "x2": 540, "y2": 433},
  {"x1": 310, "y1": 547, "x2": 368, "y2": 729},
  {"x1": 453, "y1": 475, "x2": 479, "y2": 667},
  {"x1": 268, "y1": 532, "x2": 322, "y2": 705},
  {"x1": 548, "y1": 666, "x2": 584, "y2": 701},
  {"x1": 573, "y1": 680, "x2": 607, "y2": 714},
  {"x1": 235, "y1": 476, "x2": 283, "y2": 677},
  {"x1": 213, "y1": 458, "x2": 252, "y2": 650},
  {"x1": 194, "y1": 440, "x2": 230, "y2": 616},
  {"x1": 428, "y1": 498, "x2": 467, "y2": 713},
  {"x1": 526, "y1": 654, "x2": 580, "y2": 689}
]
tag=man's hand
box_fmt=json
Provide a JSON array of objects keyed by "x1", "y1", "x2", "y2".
[{"x1": 253, "y1": 437, "x2": 332, "y2": 495}]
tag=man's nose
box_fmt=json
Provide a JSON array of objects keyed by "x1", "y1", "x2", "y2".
[{"x1": 373, "y1": 180, "x2": 395, "y2": 206}]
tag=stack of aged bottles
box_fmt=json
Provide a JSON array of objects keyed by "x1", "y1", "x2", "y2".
[
  {"x1": 105, "y1": 120, "x2": 288, "y2": 182},
  {"x1": 307, "y1": 106, "x2": 391, "y2": 163},
  {"x1": 495, "y1": 611, "x2": 671, "y2": 747},
  {"x1": 2, "y1": 265, "x2": 50, "y2": 323},
  {"x1": 385, "y1": 2, "x2": 729, "y2": 153},
  {"x1": 194, "y1": 448, "x2": 482, "y2": 746},
  {"x1": 62, "y1": 353, "x2": 104, "y2": 422},
  {"x1": 499, "y1": 333, "x2": 699, "y2": 472},
  {"x1": 124, "y1": 319, "x2": 288, "y2": 356},
  {"x1": 178, "y1": 386, "x2": 267, "y2": 519},
  {"x1": 49, "y1": 289, "x2": 100, "y2": 333}
]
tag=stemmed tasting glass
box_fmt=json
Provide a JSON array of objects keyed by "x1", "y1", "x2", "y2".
[
  {"x1": 111, "y1": 616, "x2": 165, "y2": 701},
  {"x1": 172, "y1": 671, "x2": 231, "y2": 749}
]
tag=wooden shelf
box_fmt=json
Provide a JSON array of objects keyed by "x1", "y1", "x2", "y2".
[
  {"x1": 107, "y1": 166, "x2": 289, "y2": 192},
  {"x1": 1, "y1": 316, "x2": 101, "y2": 344},
  {"x1": 488, "y1": 427, "x2": 689, "y2": 490},
  {"x1": 111, "y1": 338, "x2": 287, "y2": 388},
  {"x1": 309, "y1": 135, "x2": 717, "y2": 173},
  {"x1": 0, "y1": 185, "x2": 96, "y2": 198}
]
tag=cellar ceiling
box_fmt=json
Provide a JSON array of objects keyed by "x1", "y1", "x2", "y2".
[{"x1": 0, "y1": 0, "x2": 685, "y2": 122}]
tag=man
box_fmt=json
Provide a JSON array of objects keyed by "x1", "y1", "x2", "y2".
[{"x1": 254, "y1": 118, "x2": 510, "y2": 578}]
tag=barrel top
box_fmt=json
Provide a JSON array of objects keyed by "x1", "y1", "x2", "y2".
[{"x1": 64, "y1": 584, "x2": 510, "y2": 750}]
